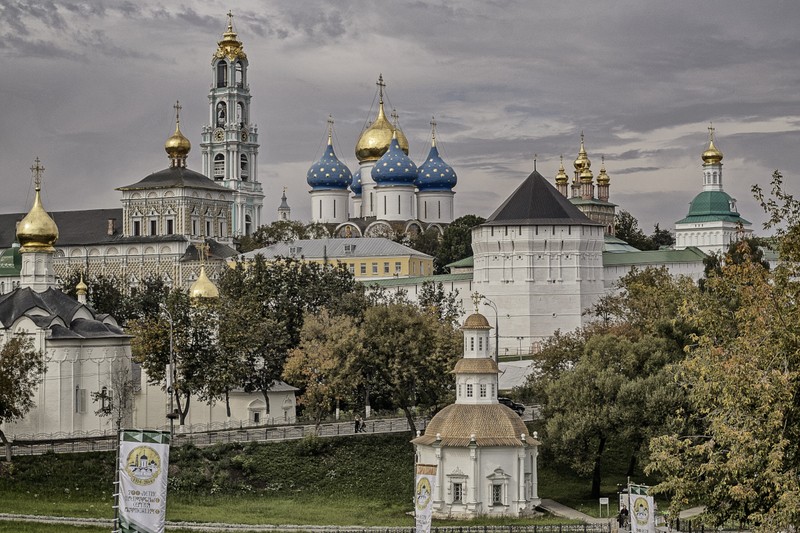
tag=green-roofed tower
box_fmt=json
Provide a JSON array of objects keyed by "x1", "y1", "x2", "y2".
[{"x1": 674, "y1": 126, "x2": 752, "y2": 254}]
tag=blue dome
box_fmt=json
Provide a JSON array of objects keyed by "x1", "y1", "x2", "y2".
[
  {"x1": 416, "y1": 144, "x2": 457, "y2": 191},
  {"x1": 351, "y1": 168, "x2": 362, "y2": 196},
  {"x1": 307, "y1": 140, "x2": 352, "y2": 190},
  {"x1": 371, "y1": 137, "x2": 417, "y2": 186}
]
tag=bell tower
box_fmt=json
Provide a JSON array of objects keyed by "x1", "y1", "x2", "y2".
[{"x1": 200, "y1": 12, "x2": 264, "y2": 237}]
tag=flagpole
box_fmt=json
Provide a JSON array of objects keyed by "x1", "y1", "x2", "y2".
[{"x1": 112, "y1": 428, "x2": 121, "y2": 533}]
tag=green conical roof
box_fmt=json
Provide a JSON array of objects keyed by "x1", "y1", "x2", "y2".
[{"x1": 676, "y1": 190, "x2": 750, "y2": 225}]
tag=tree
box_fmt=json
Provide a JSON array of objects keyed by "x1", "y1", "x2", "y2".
[
  {"x1": 283, "y1": 309, "x2": 358, "y2": 429},
  {"x1": 436, "y1": 215, "x2": 485, "y2": 271},
  {"x1": 349, "y1": 300, "x2": 461, "y2": 433},
  {"x1": 405, "y1": 230, "x2": 442, "y2": 269},
  {"x1": 218, "y1": 256, "x2": 359, "y2": 413},
  {"x1": 128, "y1": 290, "x2": 220, "y2": 426},
  {"x1": 91, "y1": 363, "x2": 135, "y2": 434},
  {"x1": 614, "y1": 211, "x2": 651, "y2": 250},
  {"x1": 527, "y1": 267, "x2": 694, "y2": 498},
  {"x1": 60, "y1": 271, "x2": 134, "y2": 323},
  {"x1": 238, "y1": 220, "x2": 331, "y2": 252},
  {"x1": 647, "y1": 172, "x2": 800, "y2": 530},
  {"x1": 650, "y1": 223, "x2": 675, "y2": 248},
  {"x1": 701, "y1": 236, "x2": 771, "y2": 291},
  {"x1": 0, "y1": 334, "x2": 45, "y2": 461}
]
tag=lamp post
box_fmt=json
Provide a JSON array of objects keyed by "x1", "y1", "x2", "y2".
[
  {"x1": 159, "y1": 303, "x2": 178, "y2": 435},
  {"x1": 516, "y1": 336, "x2": 524, "y2": 357},
  {"x1": 483, "y1": 298, "x2": 499, "y2": 362}
]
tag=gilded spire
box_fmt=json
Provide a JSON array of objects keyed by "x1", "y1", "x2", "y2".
[
  {"x1": 701, "y1": 122, "x2": 723, "y2": 165},
  {"x1": 597, "y1": 155, "x2": 610, "y2": 185},
  {"x1": 555, "y1": 154, "x2": 569, "y2": 185},
  {"x1": 430, "y1": 116, "x2": 437, "y2": 147},
  {"x1": 76, "y1": 272, "x2": 88, "y2": 295},
  {"x1": 165, "y1": 101, "x2": 191, "y2": 167},
  {"x1": 214, "y1": 11, "x2": 247, "y2": 61},
  {"x1": 574, "y1": 131, "x2": 591, "y2": 171},
  {"x1": 327, "y1": 114, "x2": 334, "y2": 145},
  {"x1": 17, "y1": 157, "x2": 59, "y2": 253}
]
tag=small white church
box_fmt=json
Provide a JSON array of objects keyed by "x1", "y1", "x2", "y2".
[{"x1": 412, "y1": 298, "x2": 540, "y2": 518}]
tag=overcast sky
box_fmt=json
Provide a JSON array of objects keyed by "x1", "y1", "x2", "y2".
[{"x1": 1, "y1": 0, "x2": 799, "y2": 234}]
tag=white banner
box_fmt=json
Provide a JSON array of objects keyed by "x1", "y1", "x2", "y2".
[
  {"x1": 415, "y1": 464, "x2": 437, "y2": 533},
  {"x1": 117, "y1": 429, "x2": 171, "y2": 533},
  {"x1": 628, "y1": 485, "x2": 655, "y2": 533}
]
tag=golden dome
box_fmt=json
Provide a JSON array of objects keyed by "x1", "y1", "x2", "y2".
[
  {"x1": 76, "y1": 274, "x2": 88, "y2": 295},
  {"x1": 17, "y1": 159, "x2": 58, "y2": 253},
  {"x1": 355, "y1": 76, "x2": 409, "y2": 162},
  {"x1": 213, "y1": 12, "x2": 247, "y2": 61},
  {"x1": 573, "y1": 133, "x2": 591, "y2": 171},
  {"x1": 189, "y1": 266, "x2": 219, "y2": 299},
  {"x1": 462, "y1": 312, "x2": 492, "y2": 330},
  {"x1": 165, "y1": 119, "x2": 191, "y2": 161},
  {"x1": 411, "y1": 404, "x2": 534, "y2": 447},
  {"x1": 555, "y1": 155, "x2": 569, "y2": 185},
  {"x1": 579, "y1": 166, "x2": 593, "y2": 182},
  {"x1": 702, "y1": 137, "x2": 723, "y2": 165}
]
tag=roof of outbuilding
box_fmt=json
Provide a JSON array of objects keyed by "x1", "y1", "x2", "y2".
[
  {"x1": 452, "y1": 358, "x2": 498, "y2": 375},
  {"x1": 483, "y1": 170, "x2": 600, "y2": 226},
  {"x1": 602, "y1": 246, "x2": 708, "y2": 266}
]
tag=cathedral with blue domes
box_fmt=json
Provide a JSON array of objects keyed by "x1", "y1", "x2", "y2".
[{"x1": 307, "y1": 76, "x2": 457, "y2": 239}]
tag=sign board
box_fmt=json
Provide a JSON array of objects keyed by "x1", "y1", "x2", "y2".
[
  {"x1": 415, "y1": 464, "x2": 437, "y2": 533},
  {"x1": 117, "y1": 429, "x2": 171, "y2": 533}
]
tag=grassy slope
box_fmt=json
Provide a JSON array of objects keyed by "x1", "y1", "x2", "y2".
[{"x1": 0, "y1": 430, "x2": 648, "y2": 525}]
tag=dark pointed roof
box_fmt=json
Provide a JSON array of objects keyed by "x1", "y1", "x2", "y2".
[{"x1": 484, "y1": 170, "x2": 601, "y2": 226}]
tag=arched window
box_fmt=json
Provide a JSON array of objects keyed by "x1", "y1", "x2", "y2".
[
  {"x1": 213, "y1": 153, "x2": 225, "y2": 179},
  {"x1": 216, "y1": 60, "x2": 228, "y2": 88},
  {"x1": 237, "y1": 102, "x2": 245, "y2": 127},
  {"x1": 240, "y1": 154, "x2": 249, "y2": 180},
  {"x1": 216, "y1": 101, "x2": 227, "y2": 127},
  {"x1": 235, "y1": 62, "x2": 244, "y2": 88}
]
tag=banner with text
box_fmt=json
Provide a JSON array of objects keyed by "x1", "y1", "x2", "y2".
[
  {"x1": 628, "y1": 484, "x2": 655, "y2": 533},
  {"x1": 118, "y1": 429, "x2": 171, "y2": 533},
  {"x1": 415, "y1": 464, "x2": 438, "y2": 533}
]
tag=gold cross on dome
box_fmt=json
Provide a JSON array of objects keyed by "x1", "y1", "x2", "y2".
[
  {"x1": 30, "y1": 157, "x2": 45, "y2": 190},
  {"x1": 471, "y1": 291, "x2": 483, "y2": 312},
  {"x1": 174, "y1": 100, "x2": 182, "y2": 125},
  {"x1": 708, "y1": 122, "x2": 715, "y2": 141},
  {"x1": 376, "y1": 73, "x2": 386, "y2": 100},
  {"x1": 226, "y1": 10, "x2": 234, "y2": 30},
  {"x1": 391, "y1": 109, "x2": 399, "y2": 128}
]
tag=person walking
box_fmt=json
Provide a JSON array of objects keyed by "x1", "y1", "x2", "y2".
[{"x1": 354, "y1": 415, "x2": 362, "y2": 433}]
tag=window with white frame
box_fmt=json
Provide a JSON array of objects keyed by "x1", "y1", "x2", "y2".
[
  {"x1": 480, "y1": 384, "x2": 487, "y2": 398},
  {"x1": 466, "y1": 383, "x2": 473, "y2": 398},
  {"x1": 452, "y1": 482, "x2": 464, "y2": 503}
]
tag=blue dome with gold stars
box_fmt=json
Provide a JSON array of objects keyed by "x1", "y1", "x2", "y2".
[
  {"x1": 416, "y1": 144, "x2": 457, "y2": 191},
  {"x1": 351, "y1": 168, "x2": 362, "y2": 196},
  {"x1": 307, "y1": 138, "x2": 352, "y2": 190},
  {"x1": 371, "y1": 137, "x2": 417, "y2": 186}
]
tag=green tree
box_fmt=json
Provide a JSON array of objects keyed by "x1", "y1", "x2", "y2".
[
  {"x1": 283, "y1": 309, "x2": 358, "y2": 429},
  {"x1": 238, "y1": 220, "x2": 331, "y2": 252},
  {"x1": 128, "y1": 290, "x2": 220, "y2": 426},
  {"x1": 614, "y1": 210, "x2": 652, "y2": 250},
  {"x1": 0, "y1": 334, "x2": 45, "y2": 461},
  {"x1": 60, "y1": 271, "x2": 133, "y2": 323},
  {"x1": 349, "y1": 301, "x2": 461, "y2": 433},
  {"x1": 436, "y1": 215, "x2": 485, "y2": 271},
  {"x1": 528, "y1": 267, "x2": 693, "y2": 498},
  {"x1": 650, "y1": 223, "x2": 675, "y2": 248},
  {"x1": 218, "y1": 256, "x2": 358, "y2": 412},
  {"x1": 404, "y1": 230, "x2": 442, "y2": 270},
  {"x1": 647, "y1": 172, "x2": 800, "y2": 530}
]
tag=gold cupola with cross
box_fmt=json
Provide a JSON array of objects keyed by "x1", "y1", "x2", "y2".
[{"x1": 17, "y1": 157, "x2": 59, "y2": 253}]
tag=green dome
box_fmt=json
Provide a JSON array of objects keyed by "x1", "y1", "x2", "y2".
[{"x1": 676, "y1": 190, "x2": 751, "y2": 225}]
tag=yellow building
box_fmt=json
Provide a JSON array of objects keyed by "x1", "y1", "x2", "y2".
[{"x1": 237, "y1": 237, "x2": 434, "y2": 280}]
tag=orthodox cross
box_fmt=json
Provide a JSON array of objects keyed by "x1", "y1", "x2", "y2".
[
  {"x1": 226, "y1": 10, "x2": 234, "y2": 30},
  {"x1": 533, "y1": 153, "x2": 538, "y2": 172},
  {"x1": 471, "y1": 291, "x2": 483, "y2": 313},
  {"x1": 708, "y1": 122, "x2": 716, "y2": 142},
  {"x1": 376, "y1": 73, "x2": 385, "y2": 102},
  {"x1": 30, "y1": 157, "x2": 45, "y2": 191},
  {"x1": 174, "y1": 100, "x2": 182, "y2": 126},
  {"x1": 327, "y1": 114, "x2": 334, "y2": 142},
  {"x1": 430, "y1": 116, "x2": 437, "y2": 145}
]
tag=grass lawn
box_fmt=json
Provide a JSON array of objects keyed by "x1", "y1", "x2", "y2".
[{"x1": 0, "y1": 430, "x2": 657, "y2": 526}]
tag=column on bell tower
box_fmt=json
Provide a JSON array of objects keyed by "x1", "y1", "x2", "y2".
[{"x1": 200, "y1": 11, "x2": 264, "y2": 237}]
